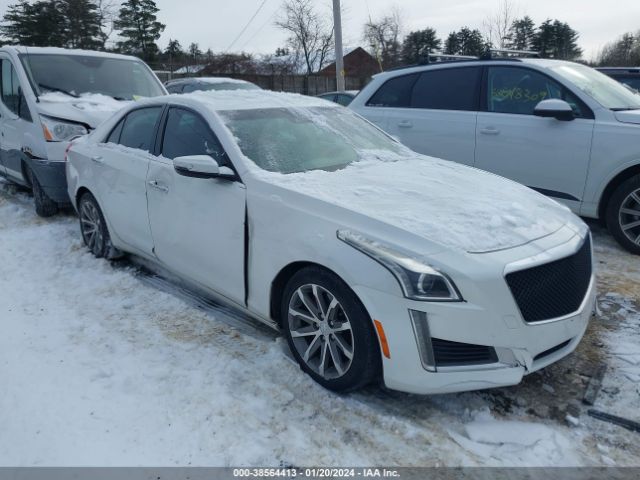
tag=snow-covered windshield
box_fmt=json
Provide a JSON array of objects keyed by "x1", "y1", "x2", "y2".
[
  {"x1": 219, "y1": 106, "x2": 405, "y2": 174},
  {"x1": 19, "y1": 54, "x2": 165, "y2": 101},
  {"x1": 551, "y1": 63, "x2": 640, "y2": 111}
]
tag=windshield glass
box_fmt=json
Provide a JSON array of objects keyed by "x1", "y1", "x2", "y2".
[
  {"x1": 219, "y1": 106, "x2": 405, "y2": 174},
  {"x1": 19, "y1": 54, "x2": 165, "y2": 100},
  {"x1": 550, "y1": 63, "x2": 640, "y2": 110},
  {"x1": 619, "y1": 77, "x2": 640, "y2": 92}
]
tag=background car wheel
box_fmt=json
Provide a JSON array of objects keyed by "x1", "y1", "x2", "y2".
[
  {"x1": 281, "y1": 266, "x2": 380, "y2": 392},
  {"x1": 27, "y1": 167, "x2": 58, "y2": 217},
  {"x1": 606, "y1": 175, "x2": 640, "y2": 255},
  {"x1": 78, "y1": 192, "x2": 119, "y2": 259}
]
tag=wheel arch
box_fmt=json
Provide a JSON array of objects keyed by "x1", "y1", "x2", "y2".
[
  {"x1": 598, "y1": 164, "x2": 640, "y2": 220},
  {"x1": 270, "y1": 261, "x2": 369, "y2": 329}
]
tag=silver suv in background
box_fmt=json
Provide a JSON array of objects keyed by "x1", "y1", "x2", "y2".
[
  {"x1": 0, "y1": 46, "x2": 167, "y2": 216},
  {"x1": 351, "y1": 54, "x2": 640, "y2": 254}
]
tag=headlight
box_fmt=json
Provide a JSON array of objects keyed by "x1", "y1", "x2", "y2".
[
  {"x1": 337, "y1": 230, "x2": 462, "y2": 302},
  {"x1": 40, "y1": 116, "x2": 88, "y2": 142}
]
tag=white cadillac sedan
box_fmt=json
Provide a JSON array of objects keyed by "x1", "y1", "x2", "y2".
[{"x1": 66, "y1": 90, "x2": 596, "y2": 394}]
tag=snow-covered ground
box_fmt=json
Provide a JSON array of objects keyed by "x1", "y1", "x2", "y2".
[{"x1": 0, "y1": 180, "x2": 638, "y2": 467}]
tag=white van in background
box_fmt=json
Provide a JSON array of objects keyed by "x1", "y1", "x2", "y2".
[{"x1": 0, "y1": 46, "x2": 167, "y2": 216}]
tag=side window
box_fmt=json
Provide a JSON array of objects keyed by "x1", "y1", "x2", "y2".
[
  {"x1": 182, "y1": 83, "x2": 202, "y2": 93},
  {"x1": 166, "y1": 84, "x2": 183, "y2": 94},
  {"x1": 1, "y1": 59, "x2": 31, "y2": 121},
  {"x1": 118, "y1": 107, "x2": 162, "y2": 152},
  {"x1": 487, "y1": 67, "x2": 586, "y2": 117},
  {"x1": 161, "y1": 108, "x2": 227, "y2": 164},
  {"x1": 336, "y1": 94, "x2": 353, "y2": 106},
  {"x1": 106, "y1": 118, "x2": 125, "y2": 144},
  {"x1": 410, "y1": 67, "x2": 481, "y2": 111},
  {"x1": 367, "y1": 74, "x2": 419, "y2": 108}
]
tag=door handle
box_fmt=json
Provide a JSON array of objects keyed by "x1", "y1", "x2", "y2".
[
  {"x1": 148, "y1": 180, "x2": 169, "y2": 193},
  {"x1": 397, "y1": 120, "x2": 413, "y2": 128},
  {"x1": 480, "y1": 127, "x2": 500, "y2": 135},
  {"x1": 91, "y1": 155, "x2": 104, "y2": 164}
]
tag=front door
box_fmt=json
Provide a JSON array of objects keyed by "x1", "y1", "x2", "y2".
[
  {"x1": 146, "y1": 107, "x2": 246, "y2": 305},
  {"x1": 475, "y1": 66, "x2": 595, "y2": 209}
]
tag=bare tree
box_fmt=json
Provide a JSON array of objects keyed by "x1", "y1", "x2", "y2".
[
  {"x1": 275, "y1": 0, "x2": 334, "y2": 75},
  {"x1": 483, "y1": 0, "x2": 518, "y2": 49},
  {"x1": 96, "y1": 0, "x2": 117, "y2": 49},
  {"x1": 363, "y1": 6, "x2": 403, "y2": 69}
]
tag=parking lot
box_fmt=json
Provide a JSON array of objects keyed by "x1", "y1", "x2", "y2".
[{"x1": 1, "y1": 179, "x2": 638, "y2": 467}]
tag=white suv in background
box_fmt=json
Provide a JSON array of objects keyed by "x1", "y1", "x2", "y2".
[{"x1": 351, "y1": 58, "x2": 640, "y2": 254}]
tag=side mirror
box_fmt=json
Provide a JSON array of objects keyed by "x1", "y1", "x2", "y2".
[
  {"x1": 533, "y1": 99, "x2": 575, "y2": 121},
  {"x1": 173, "y1": 155, "x2": 235, "y2": 179}
]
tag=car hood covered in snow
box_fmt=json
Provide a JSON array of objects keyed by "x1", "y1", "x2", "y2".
[
  {"x1": 37, "y1": 92, "x2": 129, "y2": 129},
  {"x1": 255, "y1": 155, "x2": 576, "y2": 254}
]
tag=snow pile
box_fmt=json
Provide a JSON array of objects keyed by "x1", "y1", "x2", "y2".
[
  {"x1": 39, "y1": 92, "x2": 128, "y2": 112},
  {"x1": 256, "y1": 156, "x2": 576, "y2": 253},
  {"x1": 449, "y1": 410, "x2": 582, "y2": 466}
]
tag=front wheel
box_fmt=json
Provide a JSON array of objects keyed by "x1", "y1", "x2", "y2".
[
  {"x1": 281, "y1": 266, "x2": 380, "y2": 392},
  {"x1": 606, "y1": 175, "x2": 640, "y2": 255}
]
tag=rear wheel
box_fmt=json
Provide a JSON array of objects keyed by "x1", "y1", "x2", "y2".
[
  {"x1": 281, "y1": 266, "x2": 380, "y2": 392},
  {"x1": 27, "y1": 167, "x2": 58, "y2": 217},
  {"x1": 606, "y1": 175, "x2": 640, "y2": 255},
  {"x1": 78, "y1": 192, "x2": 118, "y2": 259}
]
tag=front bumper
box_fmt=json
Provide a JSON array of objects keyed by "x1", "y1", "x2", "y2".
[
  {"x1": 352, "y1": 229, "x2": 596, "y2": 395},
  {"x1": 27, "y1": 158, "x2": 70, "y2": 204}
]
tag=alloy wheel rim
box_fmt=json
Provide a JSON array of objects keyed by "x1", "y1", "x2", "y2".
[
  {"x1": 619, "y1": 188, "x2": 640, "y2": 246},
  {"x1": 288, "y1": 284, "x2": 354, "y2": 380},
  {"x1": 80, "y1": 202, "x2": 104, "y2": 255}
]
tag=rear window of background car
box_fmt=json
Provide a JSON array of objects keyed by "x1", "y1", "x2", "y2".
[{"x1": 366, "y1": 67, "x2": 481, "y2": 111}]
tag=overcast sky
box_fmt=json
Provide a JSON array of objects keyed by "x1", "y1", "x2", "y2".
[{"x1": 0, "y1": 0, "x2": 638, "y2": 60}]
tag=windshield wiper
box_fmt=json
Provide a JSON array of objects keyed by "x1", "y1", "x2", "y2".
[
  {"x1": 38, "y1": 83, "x2": 79, "y2": 98},
  {"x1": 611, "y1": 107, "x2": 640, "y2": 111}
]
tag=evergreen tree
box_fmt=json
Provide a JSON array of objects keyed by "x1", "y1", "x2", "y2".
[
  {"x1": 444, "y1": 32, "x2": 460, "y2": 55},
  {"x1": 532, "y1": 19, "x2": 582, "y2": 59},
  {"x1": 444, "y1": 28, "x2": 487, "y2": 56},
  {"x1": 599, "y1": 32, "x2": 640, "y2": 66},
  {"x1": 114, "y1": 0, "x2": 165, "y2": 60},
  {"x1": 1, "y1": 0, "x2": 104, "y2": 49},
  {"x1": 60, "y1": 0, "x2": 103, "y2": 49},
  {"x1": 507, "y1": 16, "x2": 536, "y2": 51},
  {"x1": 401, "y1": 28, "x2": 441, "y2": 64}
]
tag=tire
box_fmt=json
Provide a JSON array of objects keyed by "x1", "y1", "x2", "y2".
[
  {"x1": 27, "y1": 167, "x2": 58, "y2": 217},
  {"x1": 281, "y1": 266, "x2": 380, "y2": 392},
  {"x1": 78, "y1": 192, "x2": 119, "y2": 259},
  {"x1": 606, "y1": 175, "x2": 640, "y2": 255}
]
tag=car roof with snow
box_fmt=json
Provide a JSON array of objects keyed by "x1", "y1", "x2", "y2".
[
  {"x1": 145, "y1": 90, "x2": 339, "y2": 112},
  {"x1": 165, "y1": 77, "x2": 255, "y2": 86},
  {"x1": 1, "y1": 45, "x2": 141, "y2": 61}
]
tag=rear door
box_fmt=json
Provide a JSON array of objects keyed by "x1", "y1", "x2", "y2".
[
  {"x1": 475, "y1": 66, "x2": 595, "y2": 209},
  {"x1": 379, "y1": 66, "x2": 482, "y2": 166},
  {"x1": 94, "y1": 106, "x2": 163, "y2": 255},
  {"x1": 146, "y1": 107, "x2": 247, "y2": 304}
]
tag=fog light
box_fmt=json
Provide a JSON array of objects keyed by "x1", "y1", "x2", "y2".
[{"x1": 409, "y1": 310, "x2": 436, "y2": 372}]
